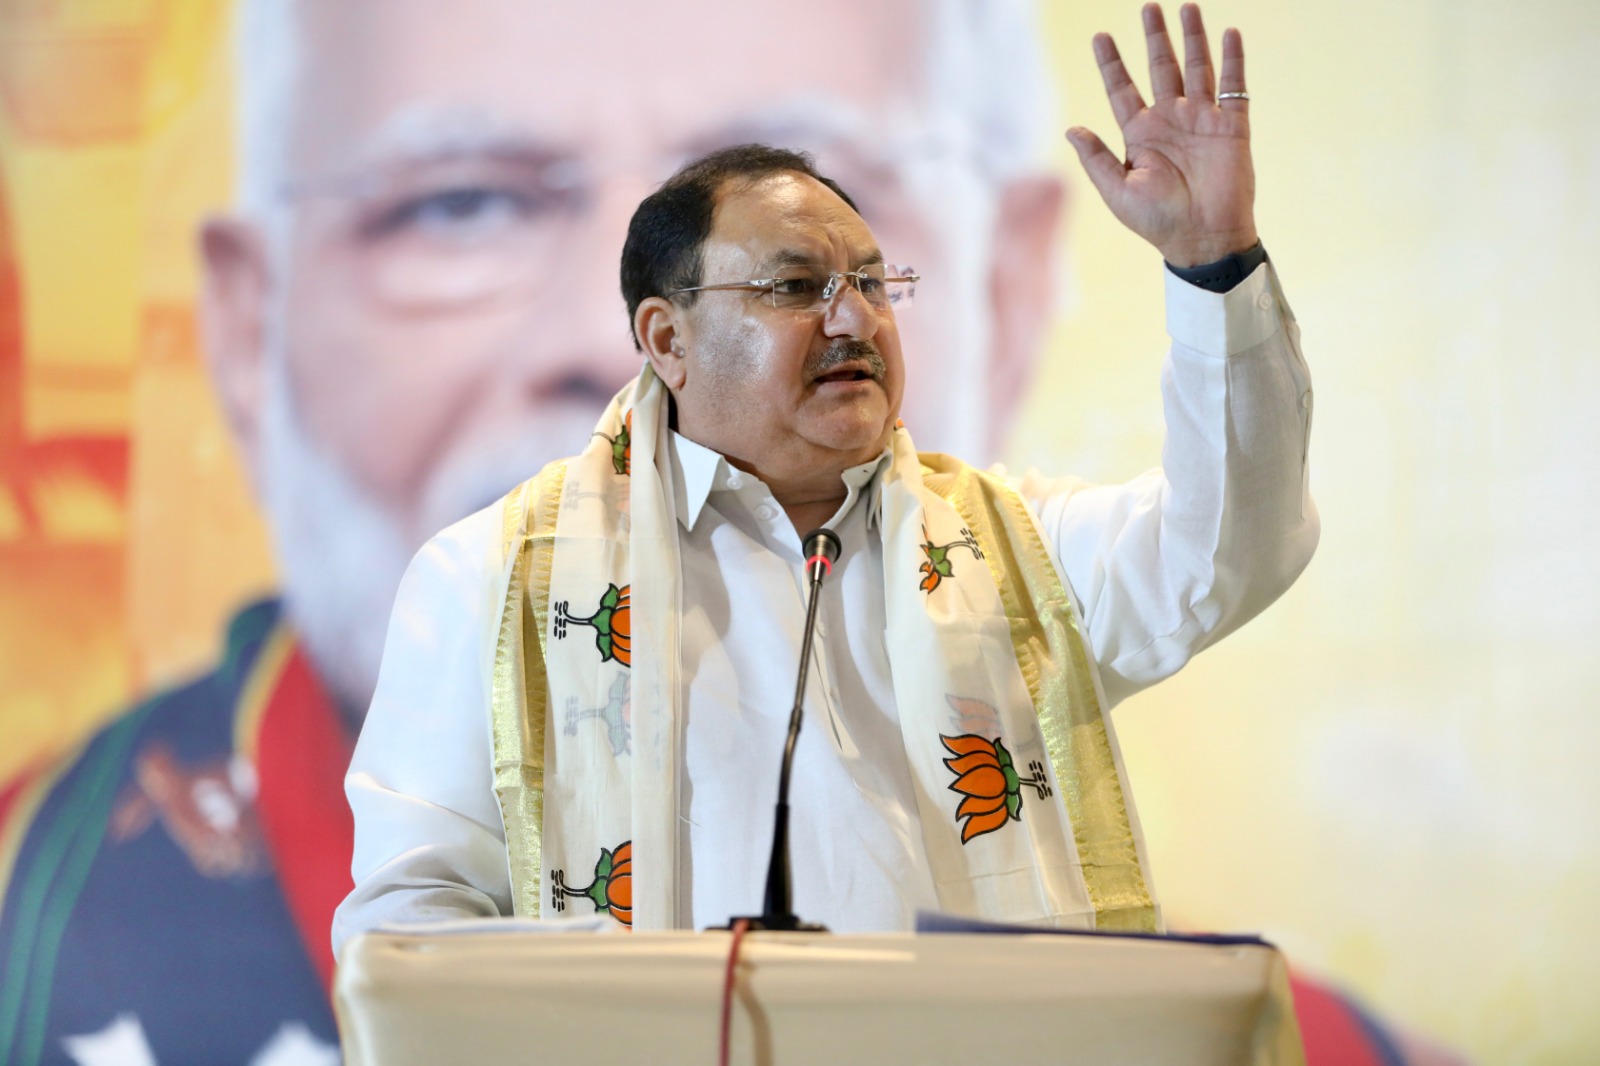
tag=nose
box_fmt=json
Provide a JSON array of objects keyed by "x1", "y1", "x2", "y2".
[{"x1": 819, "y1": 278, "x2": 881, "y2": 341}]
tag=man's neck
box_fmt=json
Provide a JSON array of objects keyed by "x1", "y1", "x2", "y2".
[
  {"x1": 722, "y1": 455, "x2": 856, "y2": 536},
  {"x1": 778, "y1": 495, "x2": 848, "y2": 537},
  {"x1": 673, "y1": 420, "x2": 889, "y2": 535}
]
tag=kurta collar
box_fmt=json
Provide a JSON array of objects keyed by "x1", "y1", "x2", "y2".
[{"x1": 667, "y1": 431, "x2": 890, "y2": 534}]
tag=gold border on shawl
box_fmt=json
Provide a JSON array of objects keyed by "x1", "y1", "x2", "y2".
[
  {"x1": 922, "y1": 454, "x2": 1155, "y2": 932},
  {"x1": 491, "y1": 462, "x2": 566, "y2": 916}
]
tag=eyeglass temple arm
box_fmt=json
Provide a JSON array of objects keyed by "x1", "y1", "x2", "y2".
[{"x1": 664, "y1": 281, "x2": 769, "y2": 298}]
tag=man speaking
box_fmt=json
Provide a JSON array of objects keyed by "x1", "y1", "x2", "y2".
[{"x1": 335, "y1": 4, "x2": 1317, "y2": 938}]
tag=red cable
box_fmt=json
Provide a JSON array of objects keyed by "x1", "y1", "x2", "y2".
[{"x1": 718, "y1": 919, "x2": 752, "y2": 1066}]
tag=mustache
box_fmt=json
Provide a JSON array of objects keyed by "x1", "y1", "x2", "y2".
[{"x1": 805, "y1": 338, "x2": 887, "y2": 382}]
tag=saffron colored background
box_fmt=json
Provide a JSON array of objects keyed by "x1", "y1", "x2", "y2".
[{"x1": 1, "y1": 2, "x2": 1596, "y2": 1062}]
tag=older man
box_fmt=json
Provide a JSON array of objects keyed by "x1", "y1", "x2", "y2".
[
  {"x1": 202, "y1": 0, "x2": 1066, "y2": 713},
  {"x1": 0, "y1": 3, "x2": 1083, "y2": 1063},
  {"x1": 333, "y1": 6, "x2": 1315, "y2": 943}
]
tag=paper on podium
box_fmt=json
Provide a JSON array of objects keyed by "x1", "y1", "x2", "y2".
[
  {"x1": 372, "y1": 914, "x2": 619, "y2": 937},
  {"x1": 336, "y1": 924, "x2": 1305, "y2": 1065}
]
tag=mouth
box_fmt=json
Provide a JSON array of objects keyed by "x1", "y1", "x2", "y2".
[{"x1": 810, "y1": 362, "x2": 880, "y2": 387}]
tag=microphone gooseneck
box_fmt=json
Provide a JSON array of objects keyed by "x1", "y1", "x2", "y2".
[{"x1": 737, "y1": 526, "x2": 840, "y2": 933}]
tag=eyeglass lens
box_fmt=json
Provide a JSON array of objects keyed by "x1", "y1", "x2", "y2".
[{"x1": 765, "y1": 266, "x2": 916, "y2": 310}]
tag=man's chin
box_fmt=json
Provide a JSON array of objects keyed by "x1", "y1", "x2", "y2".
[{"x1": 804, "y1": 407, "x2": 895, "y2": 462}]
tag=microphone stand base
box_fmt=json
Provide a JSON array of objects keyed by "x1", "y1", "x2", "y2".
[{"x1": 716, "y1": 915, "x2": 830, "y2": 933}]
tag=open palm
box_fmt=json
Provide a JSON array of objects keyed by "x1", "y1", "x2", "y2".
[{"x1": 1067, "y1": 3, "x2": 1257, "y2": 268}]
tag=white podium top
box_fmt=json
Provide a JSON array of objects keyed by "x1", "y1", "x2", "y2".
[{"x1": 336, "y1": 927, "x2": 1305, "y2": 1065}]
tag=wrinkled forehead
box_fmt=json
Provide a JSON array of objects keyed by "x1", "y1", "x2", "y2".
[{"x1": 288, "y1": 0, "x2": 931, "y2": 179}]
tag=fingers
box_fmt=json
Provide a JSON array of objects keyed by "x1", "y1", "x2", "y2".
[
  {"x1": 1217, "y1": 26, "x2": 1248, "y2": 109},
  {"x1": 1096, "y1": 5, "x2": 1244, "y2": 128},
  {"x1": 1180, "y1": 3, "x2": 1216, "y2": 102},
  {"x1": 1093, "y1": 32, "x2": 1146, "y2": 128},
  {"x1": 1142, "y1": 3, "x2": 1183, "y2": 102},
  {"x1": 1064, "y1": 126, "x2": 1127, "y2": 204}
]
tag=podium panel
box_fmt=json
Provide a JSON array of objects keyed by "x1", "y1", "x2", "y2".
[{"x1": 336, "y1": 928, "x2": 1305, "y2": 1065}]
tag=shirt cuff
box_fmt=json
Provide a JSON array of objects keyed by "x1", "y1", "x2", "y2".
[{"x1": 1164, "y1": 256, "x2": 1286, "y2": 358}]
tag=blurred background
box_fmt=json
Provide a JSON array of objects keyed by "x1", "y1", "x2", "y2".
[{"x1": 1, "y1": 0, "x2": 1595, "y2": 1061}]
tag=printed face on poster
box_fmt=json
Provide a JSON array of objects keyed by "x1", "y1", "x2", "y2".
[{"x1": 2, "y1": 1, "x2": 1598, "y2": 1062}]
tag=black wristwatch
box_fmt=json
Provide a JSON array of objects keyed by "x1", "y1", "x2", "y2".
[{"x1": 1165, "y1": 242, "x2": 1268, "y2": 293}]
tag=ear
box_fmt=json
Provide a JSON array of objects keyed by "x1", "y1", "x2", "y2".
[
  {"x1": 634, "y1": 295, "x2": 689, "y2": 392},
  {"x1": 198, "y1": 215, "x2": 274, "y2": 490},
  {"x1": 985, "y1": 175, "x2": 1065, "y2": 434}
]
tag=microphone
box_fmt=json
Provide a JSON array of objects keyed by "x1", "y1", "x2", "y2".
[
  {"x1": 801, "y1": 527, "x2": 842, "y2": 584},
  {"x1": 729, "y1": 527, "x2": 840, "y2": 933}
]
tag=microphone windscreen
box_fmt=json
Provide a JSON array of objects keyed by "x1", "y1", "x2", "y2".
[{"x1": 801, "y1": 527, "x2": 841, "y2": 565}]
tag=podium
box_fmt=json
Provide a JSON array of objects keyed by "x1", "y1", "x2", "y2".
[{"x1": 335, "y1": 925, "x2": 1305, "y2": 1065}]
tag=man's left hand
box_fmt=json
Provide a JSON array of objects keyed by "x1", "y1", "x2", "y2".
[{"x1": 1066, "y1": 2, "x2": 1258, "y2": 267}]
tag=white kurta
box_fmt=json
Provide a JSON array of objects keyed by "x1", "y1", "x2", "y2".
[{"x1": 333, "y1": 262, "x2": 1318, "y2": 949}]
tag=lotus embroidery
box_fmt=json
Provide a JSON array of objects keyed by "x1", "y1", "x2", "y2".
[
  {"x1": 555, "y1": 583, "x2": 631, "y2": 667},
  {"x1": 551, "y1": 841, "x2": 633, "y2": 927},
  {"x1": 918, "y1": 525, "x2": 983, "y2": 593},
  {"x1": 945, "y1": 694, "x2": 1002, "y2": 738},
  {"x1": 593, "y1": 409, "x2": 632, "y2": 476},
  {"x1": 940, "y1": 733, "x2": 1052, "y2": 844},
  {"x1": 564, "y1": 675, "x2": 631, "y2": 756}
]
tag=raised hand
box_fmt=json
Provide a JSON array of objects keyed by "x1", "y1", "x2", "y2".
[{"x1": 1066, "y1": 2, "x2": 1257, "y2": 268}]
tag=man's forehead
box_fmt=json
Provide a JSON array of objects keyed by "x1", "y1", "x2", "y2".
[
  {"x1": 288, "y1": 0, "x2": 929, "y2": 175},
  {"x1": 706, "y1": 173, "x2": 881, "y2": 271}
]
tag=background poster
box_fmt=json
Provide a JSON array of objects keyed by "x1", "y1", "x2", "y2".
[{"x1": 1, "y1": 1, "x2": 1595, "y2": 1061}]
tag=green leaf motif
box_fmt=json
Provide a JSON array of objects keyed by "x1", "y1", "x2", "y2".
[
  {"x1": 589, "y1": 588, "x2": 618, "y2": 659},
  {"x1": 997, "y1": 739, "x2": 1023, "y2": 821},
  {"x1": 587, "y1": 849, "x2": 615, "y2": 911}
]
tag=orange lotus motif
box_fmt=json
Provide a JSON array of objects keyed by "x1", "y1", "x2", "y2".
[
  {"x1": 605, "y1": 841, "x2": 633, "y2": 926},
  {"x1": 555, "y1": 583, "x2": 631, "y2": 667},
  {"x1": 608, "y1": 588, "x2": 631, "y2": 666},
  {"x1": 940, "y1": 733, "x2": 1053, "y2": 844},
  {"x1": 551, "y1": 839, "x2": 633, "y2": 928}
]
